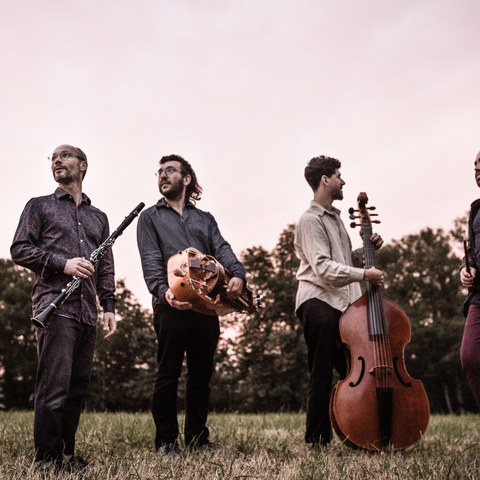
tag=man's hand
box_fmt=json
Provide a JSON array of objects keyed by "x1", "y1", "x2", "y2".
[
  {"x1": 226, "y1": 277, "x2": 244, "y2": 298},
  {"x1": 370, "y1": 233, "x2": 384, "y2": 250},
  {"x1": 461, "y1": 266, "x2": 476, "y2": 289},
  {"x1": 165, "y1": 288, "x2": 192, "y2": 310},
  {"x1": 64, "y1": 257, "x2": 95, "y2": 279},
  {"x1": 364, "y1": 267, "x2": 384, "y2": 286},
  {"x1": 103, "y1": 312, "x2": 117, "y2": 339}
]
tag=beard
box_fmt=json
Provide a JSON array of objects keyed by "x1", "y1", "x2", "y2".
[
  {"x1": 333, "y1": 189, "x2": 344, "y2": 201},
  {"x1": 53, "y1": 167, "x2": 76, "y2": 185},
  {"x1": 161, "y1": 178, "x2": 185, "y2": 201}
]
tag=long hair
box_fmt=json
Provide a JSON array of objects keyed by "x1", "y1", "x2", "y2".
[{"x1": 159, "y1": 154, "x2": 203, "y2": 204}]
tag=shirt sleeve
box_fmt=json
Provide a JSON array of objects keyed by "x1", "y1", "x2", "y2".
[
  {"x1": 136, "y1": 210, "x2": 169, "y2": 303},
  {"x1": 208, "y1": 213, "x2": 246, "y2": 281},
  {"x1": 10, "y1": 198, "x2": 67, "y2": 277}
]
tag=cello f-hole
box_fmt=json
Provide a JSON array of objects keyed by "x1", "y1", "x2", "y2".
[
  {"x1": 349, "y1": 356, "x2": 366, "y2": 387},
  {"x1": 393, "y1": 357, "x2": 412, "y2": 387}
]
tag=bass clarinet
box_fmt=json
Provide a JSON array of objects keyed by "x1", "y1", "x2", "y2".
[{"x1": 31, "y1": 202, "x2": 145, "y2": 329}]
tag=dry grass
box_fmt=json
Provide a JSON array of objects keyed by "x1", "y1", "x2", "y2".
[{"x1": 0, "y1": 411, "x2": 478, "y2": 479}]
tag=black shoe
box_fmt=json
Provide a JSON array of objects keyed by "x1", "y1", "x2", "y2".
[
  {"x1": 156, "y1": 443, "x2": 181, "y2": 459},
  {"x1": 39, "y1": 458, "x2": 62, "y2": 472},
  {"x1": 311, "y1": 441, "x2": 329, "y2": 451},
  {"x1": 192, "y1": 441, "x2": 219, "y2": 452},
  {"x1": 61, "y1": 454, "x2": 89, "y2": 471}
]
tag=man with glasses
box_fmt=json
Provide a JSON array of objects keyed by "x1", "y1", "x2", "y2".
[
  {"x1": 11, "y1": 144, "x2": 117, "y2": 472},
  {"x1": 137, "y1": 154, "x2": 246, "y2": 457}
]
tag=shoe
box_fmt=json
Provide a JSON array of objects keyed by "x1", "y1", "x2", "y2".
[
  {"x1": 311, "y1": 441, "x2": 328, "y2": 451},
  {"x1": 156, "y1": 443, "x2": 181, "y2": 459},
  {"x1": 61, "y1": 454, "x2": 89, "y2": 471},
  {"x1": 193, "y1": 441, "x2": 219, "y2": 452},
  {"x1": 39, "y1": 458, "x2": 62, "y2": 472}
]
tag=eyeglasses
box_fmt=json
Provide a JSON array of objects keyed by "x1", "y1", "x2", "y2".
[
  {"x1": 155, "y1": 166, "x2": 181, "y2": 177},
  {"x1": 49, "y1": 151, "x2": 77, "y2": 162}
]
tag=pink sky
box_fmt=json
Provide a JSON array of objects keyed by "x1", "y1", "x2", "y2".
[{"x1": 1, "y1": 0, "x2": 479, "y2": 309}]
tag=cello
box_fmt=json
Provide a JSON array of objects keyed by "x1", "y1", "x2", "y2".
[{"x1": 329, "y1": 192, "x2": 430, "y2": 451}]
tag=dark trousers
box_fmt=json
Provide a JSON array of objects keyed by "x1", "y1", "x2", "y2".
[
  {"x1": 297, "y1": 298, "x2": 346, "y2": 445},
  {"x1": 34, "y1": 315, "x2": 96, "y2": 461},
  {"x1": 152, "y1": 304, "x2": 220, "y2": 449},
  {"x1": 461, "y1": 304, "x2": 480, "y2": 409}
]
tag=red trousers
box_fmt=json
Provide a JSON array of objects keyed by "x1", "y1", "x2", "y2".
[{"x1": 461, "y1": 304, "x2": 480, "y2": 409}]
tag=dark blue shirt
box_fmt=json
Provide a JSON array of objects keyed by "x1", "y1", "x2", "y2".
[
  {"x1": 10, "y1": 187, "x2": 116, "y2": 325},
  {"x1": 137, "y1": 198, "x2": 246, "y2": 310},
  {"x1": 469, "y1": 207, "x2": 480, "y2": 307}
]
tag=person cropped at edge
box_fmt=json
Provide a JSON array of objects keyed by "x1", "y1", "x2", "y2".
[
  {"x1": 294, "y1": 155, "x2": 384, "y2": 448},
  {"x1": 459, "y1": 150, "x2": 480, "y2": 409},
  {"x1": 136, "y1": 154, "x2": 246, "y2": 457},
  {"x1": 10, "y1": 144, "x2": 117, "y2": 473}
]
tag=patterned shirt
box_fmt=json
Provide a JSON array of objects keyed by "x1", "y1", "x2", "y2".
[
  {"x1": 10, "y1": 187, "x2": 116, "y2": 326},
  {"x1": 137, "y1": 198, "x2": 246, "y2": 310},
  {"x1": 294, "y1": 200, "x2": 364, "y2": 313}
]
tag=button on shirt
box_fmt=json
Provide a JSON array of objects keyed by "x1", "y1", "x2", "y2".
[
  {"x1": 295, "y1": 201, "x2": 364, "y2": 313},
  {"x1": 10, "y1": 188, "x2": 116, "y2": 325},
  {"x1": 137, "y1": 198, "x2": 246, "y2": 310}
]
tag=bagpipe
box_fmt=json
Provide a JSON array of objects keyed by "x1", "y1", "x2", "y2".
[{"x1": 167, "y1": 247, "x2": 261, "y2": 316}]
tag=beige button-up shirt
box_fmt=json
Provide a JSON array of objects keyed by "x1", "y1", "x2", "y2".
[{"x1": 295, "y1": 200, "x2": 364, "y2": 313}]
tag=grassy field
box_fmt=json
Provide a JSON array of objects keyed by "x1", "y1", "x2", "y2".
[{"x1": 0, "y1": 411, "x2": 478, "y2": 479}]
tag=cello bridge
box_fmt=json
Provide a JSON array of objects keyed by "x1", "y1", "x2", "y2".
[{"x1": 369, "y1": 365, "x2": 393, "y2": 377}]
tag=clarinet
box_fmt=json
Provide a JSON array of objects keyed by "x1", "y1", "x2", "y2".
[{"x1": 31, "y1": 202, "x2": 145, "y2": 329}]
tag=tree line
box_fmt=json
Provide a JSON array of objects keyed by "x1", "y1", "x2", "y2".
[{"x1": 0, "y1": 216, "x2": 476, "y2": 413}]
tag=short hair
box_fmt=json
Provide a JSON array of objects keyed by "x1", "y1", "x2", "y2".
[
  {"x1": 76, "y1": 147, "x2": 88, "y2": 179},
  {"x1": 159, "y1": 154, "x2": 203, "y2": 204},
  {"x1": 304, "y1": 155, "x2": 341, "y2": 191}
]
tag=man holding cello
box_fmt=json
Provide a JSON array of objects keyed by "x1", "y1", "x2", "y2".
[{"x1": 294, "y1": 155, "x2": 384, "y2": 448}]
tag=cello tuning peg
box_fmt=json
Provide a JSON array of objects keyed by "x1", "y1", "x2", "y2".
[
  {"x1": 350, "y1": 222, "x2": 361, "y2": 228},
  {"x1": 367, "y1": 206, "x2": 376, "y2": 211},
  {"x1": 349, "y1": 214, "x2": 360, "y2": 220},
  {"x1": 348, "y1": 207, "x2": 358, "y2": 214},
  {"x1": 369, "y1": 213, "x2": 379, "y2": 217},
  {"x1": 372, "y1": 220, "x2": 381, "y2": 224}
]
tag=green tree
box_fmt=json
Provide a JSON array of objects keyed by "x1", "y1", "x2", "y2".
[
  {"x1": 88, "y1": 280, "x2": 157, "y2": 411},
  {"x1": 0, "y1": 259, "x2": 36, "y2": 409},
  {"x1": 213, "y1": 225, "x2": 308, "y2": 412},
  {"x1": 376, "y1": 227, "x2": 474, "y2": 412},
  {"x1": 0, "y1": 262, "x2": 157, "y2": 412}
]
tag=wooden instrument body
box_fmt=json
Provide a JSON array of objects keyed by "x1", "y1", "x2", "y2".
[
  {"x1": 329, "y1": 192, "x2": 430, "y2": 451},
  {"x1": 167, "y1": 247, "x2": 257, "y2": 316},
  {"x1": 329, "y1": 294, "x2": 430, "y2": 451}
]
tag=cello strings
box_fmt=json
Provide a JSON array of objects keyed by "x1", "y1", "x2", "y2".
[{"x1": 363, "y1": 224, "x2": 393, "y2": 391}]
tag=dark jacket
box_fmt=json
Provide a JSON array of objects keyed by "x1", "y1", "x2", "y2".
[{"x1": 463, "y1": 198, "x2": 480, "y2": 316}]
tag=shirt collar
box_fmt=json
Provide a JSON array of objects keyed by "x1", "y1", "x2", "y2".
[
  {"x1": 310, "y1": 200, "x2": 341, "y2": 216},
  {"x1": 54, "y1": 187, "x2": 91, "y2": 205},
  {"x1": 155, "y1": 197, "x2": 194, "y2": 209}
]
